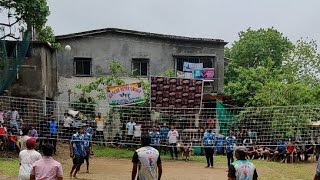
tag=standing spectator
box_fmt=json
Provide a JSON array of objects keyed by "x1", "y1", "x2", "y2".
[
  {"x1": 18, "y1": 138, "x2": 42, "y2": 180},
  {"x1": 28, "y1": 126, "x2": 38, "y2": 138},
  {"x1": 159, "y1": 123, "x2": 169, "y2": 143},
  {"x1": 18, "y1": 128, "x2": 30, "y2": 151},
  {"x1": 83, "y1": 126, "x2": 93, "y2": 173},
  {"x1": 95, "y1": 112, "x2": 105, "y2": 146},
  {"x1": 133, "y1": 123, "x2": 141, "y2": 144},
  {"x1": 207, "y1": 116, "x2": 215, "y2": 129},
  {"x1": 0, "y1": 109, "x2": 4, "y2": 124},
  {"x1": 159, "y1": 123, "x2": 169, "y2": 154},
  {"x1": 63, "y1": 113, "x2": 73, "y2": 139},
  {"x1": 226, "y1": 132, "x2": 237, "y2": 169},
  {"x1": 8, "y1": 128, "x2": 18, "y2": 151},
  {"x1": 203, "y1": 129, "x2": 215, "y2": 168},
  {"x1": 315, "y1": 156, "x2": 320, "y2": 180},
  {"x1": 10, "y1": 108, "x2": 20, "y2": 132},
  {"x1": 126, "y1": 118, "x2": 136, "y2": 144},
  {"x1": 228, "y1": 146, "x2": 258, "y2": 180},
  {"x1": 0, "y1": 123, "x2": 7, "y2": 151},
  {"x1": 167, "y1": 126, "x2": 179, "y2": 160},
  {"x1": 48, "y1": 116, "x2": 58, "y2": 154},
  {"x1": 30, "y1": 143, "x2": 63, "y2": 180},
  {"x1": 38, "y1": 117, "x2": 49, "y2": 151},
  {"x1": 69, "y1": 126, "x2": 86, "y2": 178},
  {"x1": 149, "y1": 126, "x2": 160, "y2": 148},
  {"x1": 131, "y1": 135, "x2": 162, "y2": 180}
]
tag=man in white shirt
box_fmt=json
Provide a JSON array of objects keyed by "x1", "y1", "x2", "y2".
[
  {"x1": 63, "y1": 113, "x2": 73, "y2": 139},
  {"x1": 167, "y1": 126, "x2": 179, "y2": 160},
  {"x1": 19, "y1": 138, "x2": 42, "y2": 180},
  {"x1": 132, "y1": 135, "x2": 162, "y2": 180},
  {"x1": 126, "y1": 118, "x2": 136, "y2": 144}
]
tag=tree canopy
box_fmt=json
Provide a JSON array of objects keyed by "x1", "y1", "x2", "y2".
[
  {"x1": 225, "y1": 27, "x2": 320, "y2": 107},
  {"x1": 0, "y1": 0, "x2": 59, "y2": 48}
]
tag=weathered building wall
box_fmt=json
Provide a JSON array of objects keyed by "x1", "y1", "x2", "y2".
[
  {"x1": 8, "y1": 42, "x2": 56, "y2": 100},
  {"x1": 55, "y1": 31, "x2": 225, "y2": 105}
]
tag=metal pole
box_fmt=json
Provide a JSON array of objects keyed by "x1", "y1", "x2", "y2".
[{"x1": 44, "y1": 85, "x2": 47, "y2": 116}]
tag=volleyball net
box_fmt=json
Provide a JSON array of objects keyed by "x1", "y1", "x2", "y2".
[{"x1": 0, "y1": 95, "x2": 319, "y2": 150}]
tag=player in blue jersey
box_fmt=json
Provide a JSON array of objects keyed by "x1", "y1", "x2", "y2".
[{"x1": 203, "y1": 129, "x2": 216, "y2": 168}]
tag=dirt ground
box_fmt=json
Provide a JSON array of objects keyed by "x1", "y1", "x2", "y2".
[{"x1": 60, "y1": 157, "x2": 228, "y2": 180}]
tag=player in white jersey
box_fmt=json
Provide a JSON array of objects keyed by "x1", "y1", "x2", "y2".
[
  {"x1": 228, "y1": 146, "x2": 258, "y2": 180},
  {"x1": 132, "y1": 135, "x2": 162, "y2": 180}
]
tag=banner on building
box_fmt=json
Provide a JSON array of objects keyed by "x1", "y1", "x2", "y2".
[
  {"x1": 150, "y1": 76, "x2": 203, "y2": 113},
  {"x1": 105, "y1": 82, "x2": 145, "y2": 106},
  {"x1": 192, "y1": 69, "x2": 204, "y2": 79},
  {"x1": 183, "y1": 62, "x2": 203, "y2": 72},
  {"x1": 203, "y1": 68, "x2": 214, "y2": 79}
]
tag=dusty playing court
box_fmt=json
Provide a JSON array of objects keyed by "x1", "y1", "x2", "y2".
[{"x1": 60, "y1": 157, "x2": 227, "y2": 180}]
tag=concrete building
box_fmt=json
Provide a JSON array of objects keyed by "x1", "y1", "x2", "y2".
[
  {"x1": 6, "y1": 41, "x2": 57, "y2": 100},
  {"x1": 55, "y1": 28, "x2": 227, "y2": 105}
]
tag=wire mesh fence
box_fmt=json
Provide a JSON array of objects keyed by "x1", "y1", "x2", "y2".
[{"x1": 1, "y1": 95, "x2": 320, "y2": 152}]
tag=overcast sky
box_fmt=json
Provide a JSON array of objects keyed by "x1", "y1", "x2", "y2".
[{"x1": 46, "y1": 0, "x2": 320, "y2": 46}]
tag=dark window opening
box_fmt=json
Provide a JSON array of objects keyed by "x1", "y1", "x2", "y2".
[
  {"x1": 132, "y1": 59, "x2": 149, "y2": 76},
  {"x1": 74, "y1": 58, "x2": 92, "y2": 76}
]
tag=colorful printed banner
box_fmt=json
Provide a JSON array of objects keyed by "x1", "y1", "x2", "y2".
[
  {"x1": 203, "y1": 68, "x2": 214, "y2": 79},
  {"x1": 183, "y1": 62, "x2": 203, "y2": 72},
  {"x1": 192, "y1": 69, "x2": 204, "y2": 79},
  {"x1": 105, "y1": 82, "x2": 145, "y2": 106}
]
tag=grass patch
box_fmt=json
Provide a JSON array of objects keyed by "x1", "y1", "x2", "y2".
[{"x1": 0, "y1": 158, "x2": 19, "y2": 177}]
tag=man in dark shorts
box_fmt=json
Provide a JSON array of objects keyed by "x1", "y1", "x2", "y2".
[
  {"x1": 69, "y1": 126, "x2": 86, "y2": 178},
  {"x1": 132, "y1": 135, "x2": 162, "y2": 180},
  {"x1": 83, "y1": 127, "x2": 93, "y2": 173}
]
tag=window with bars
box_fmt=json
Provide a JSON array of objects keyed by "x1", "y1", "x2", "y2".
[
  {"x1": 132, "y1": 59, "x2": 149, "y2": 76},
  {"x1": 74, "y1": 57, "x2": 92, "y2": 76},
  {"x1": 175, "y1": 56, "x2": 213, "y2": 72}
]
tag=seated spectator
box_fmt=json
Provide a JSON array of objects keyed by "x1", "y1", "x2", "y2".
[
  {"x1": 264, "y1": 143, "x2": 277, "y2": 160},
  {"x1": 248, "y1": 145, "x2": 260, "y2": 160},
  {"x1": 180, "y1": 140, "x2": 192, "y2": 161},
  {"x1": 274, "y1": 139, "x2": 286, "y2": 161},
  {"x1": 281, "y1": 141, "x2": 296, "y2": 163},
  {"x1": 111, "y1": 133, "x2": 122, "y2": 148},
  {"x1": 303, "y1": 141, "x2": 315, "y2": 161},
  {"x1": 256, "y1": 146, "x2": 265, "y2": 160}
]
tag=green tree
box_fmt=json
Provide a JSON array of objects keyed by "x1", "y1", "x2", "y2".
[
  {"x1": 227, "y1": 27, "x2": 293, "y2": 69},
  {"x1": 225, "y1": 27, "x2": 320, "y2": 107},
  {"x1": 0, "y1": 0, "x2": 59, "y2": 47}
]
